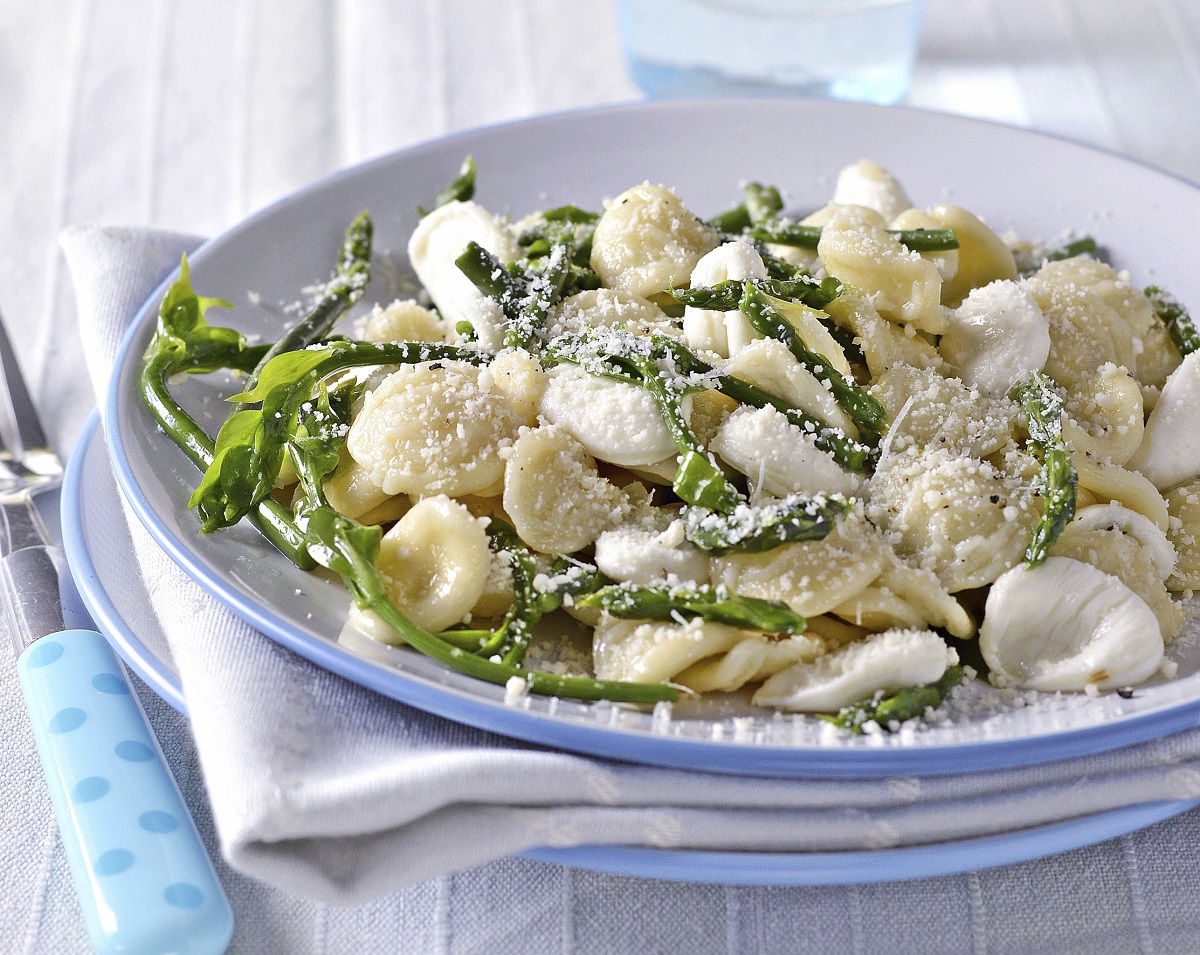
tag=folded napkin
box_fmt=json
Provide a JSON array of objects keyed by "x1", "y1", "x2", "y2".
[{"x1": 60, "y1": 225, "x2": 1200, "y2": 905}]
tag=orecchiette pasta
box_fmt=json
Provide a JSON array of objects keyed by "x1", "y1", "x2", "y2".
[
  {"x1": 360, "y1": 299, "x2": 450, "y2": 344},
  {"x1": 868, "y1": 364, "x2": 1019, "y2": 460},
  {"x1": 823, "y1": 288, "x2": 944, "y2": 379},
  {"x1": 752, "y1": 629, "x2": 958, "y2": 712},
  {"x1": 503, "y1": 426, "x2": 630, "y2": 555},
  {"x1": 817, "y1": 207, "x2": 945, "y2": 334},
  {"x1": 549, "y1": 288, "x2": 676, "y2": 342},
  {"x1": 868, "y1": 447, "x2": 1038, "y2": 593},
  {"x1": 374, "y1": 495, "x2": 492, "y2": 634},
  {"x1": 1166, "y1": 481, "x2": 1200, "y2": 592},
  {"x1": 711, "y1": 510, "x2": 889, "y2": 617},
  {"x1": 1060, "y1": 363, "x2": 1145, "y2": 467},
  {"x1": 922, "y1": 203, "x2": 1017, "y2": 308},
  {"x1": 347, "y1": 360, "x2": 523, "y2": 498},
  {"x1": 592, "y1": 616, "x2": 822, "y2": 690},
  {"x1": 590, "y1": 182, "x2": 720, "y2": 297},
  {"x1": 186, "y1": 156, "x2": 1200, "y2": 720}
]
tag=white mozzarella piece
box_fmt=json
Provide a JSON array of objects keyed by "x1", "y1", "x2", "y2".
[
  {"x1": 831, "y1": 160, "x2": 914, "y2": 224},
  {"x1": 683, "y1": 241, "x2": 768, "y2": 358},
  {"x1": 711, "y1": 405, "x2": 860, "y2": 498},
  {"x1": 593, "y1": 519, "x2": 711, "y2": 587},
  {"x1": 406, "y1": 200, "x2": 519, "y2": 349},
  {"x1": 752, "y1": 629, "x2": 956, "y2": 712},
  {"x1": 939, "y1": 280, "x2": 1050, "y2": 396},
  {"x1": 690, "y1": 240, "x2": 769, "y2": 288},
  {"x1": 979, "y1": 556, "x2": 1164, "y2": 691},
  {"x1": 1127, "y1": 351, "x2": 1200, "y2": 489},
  {"x1": 681, "y1": 304, "x2": 730, "y2": 357},
  {"x1": 538, "y1": 363, "x2": 679, "y2": 467}
]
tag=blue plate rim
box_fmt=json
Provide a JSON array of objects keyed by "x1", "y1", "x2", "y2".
[{"x1": 62, "y1": 413, "x2": 189, "y2": 714}]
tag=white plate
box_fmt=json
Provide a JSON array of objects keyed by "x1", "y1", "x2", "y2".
[
  {"x1": 106, "y1": 99, "x2": 1200, "y2": 777},
  {"x1": 61, "y1": 413, "x2": 1200, "y2": 884}
]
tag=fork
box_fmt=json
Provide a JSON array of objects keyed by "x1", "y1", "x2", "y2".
[{"x1": 0, "y1": 312, "x2": 233, "y2": 954}]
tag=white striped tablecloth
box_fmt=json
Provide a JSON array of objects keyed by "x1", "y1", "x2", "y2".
[{"x1": 3, "y1": 1, "x2": 1200, "y2": 951}]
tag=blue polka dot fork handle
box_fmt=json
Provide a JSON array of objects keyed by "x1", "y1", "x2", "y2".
[{"x1": 0, "y1": 313, "x2": 234, "y2": 955}]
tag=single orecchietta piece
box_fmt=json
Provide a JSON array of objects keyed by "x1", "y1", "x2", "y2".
[
  {"x1": 503, "y1": 426, "x2": 629, "y2": 555},
  {"x1": 817, "y1": 207, "x2": 944, "y2": 334},
  {"x1": 374, "y1": 495, "x2": 492, "y2": 634},
  {"x1": 590, "y1": 182, "x2": 720, "y2": 297},
  {"x1": 360, "y1": 299, "x2": 450, "y2": 344},
  {"x1": 979, "y1": 556, "x2": 1165, "y2": 691},
  {"x1": 752, "y1": 628, "x2": 957, "y2": 712},
  {"x1": 346, "y1": 359, "x2": 523, "y2": 498},
  {"x1": 592, "y1": 615, "x2": 822, "y2": 692}
]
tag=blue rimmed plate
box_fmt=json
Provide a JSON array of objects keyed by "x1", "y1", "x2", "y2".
[{"x1": 102, "y1": 99, "x2": 1200, "y2": 778}]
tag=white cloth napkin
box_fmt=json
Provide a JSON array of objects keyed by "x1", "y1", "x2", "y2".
[{"x1": 59, "y1": 224, "x2": 1200, "y2": 906}]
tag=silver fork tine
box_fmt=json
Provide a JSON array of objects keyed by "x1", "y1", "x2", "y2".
[
  {"x1": 0, "y1": 315, "x2": 46, "y2": 467},
  {"x1": 0, "y1": 314, "x2": 61, "y2": 487},
  {"x1": 0, "y1": 311, "x2": 58, "y2": 554}
]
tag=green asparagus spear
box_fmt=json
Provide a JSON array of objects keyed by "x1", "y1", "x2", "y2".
[
  {"x1": 417, "y1": 155, "x2": 476, "y2": 216},
  {"x1": 822, "y1": 666, "x2": 964, "y2": 733},
  {"x1": 190, "y1": 340, "x2": 489, "y2": 532},
  {"x1": 739, "y1": 283, "x2": 886, "y2": 443},
  {"x1": 148, "y1": 264, "x2": 676, "y2": 705},
  {"x1": 744, "y1": 183, "x2": 784, "y2": 225},
  {"x1": 243, "y1": 210, "x2": 372, "y2": 394},
  {"x1": 707, "y1": 181, "x2": 784, "y2": 233},
  {"x1": 1044, "y1": 236, "x2": 1097, "y2": 263},
  {"x1": 1146, "y1": 285, "x2": 1200, "y2": 356},
  {"x1": 639, "y1": 369, "x2": 743, "y2": 513},
  {"x1": 576, "y1": 583, "x2": 806, "y2": 634},
  {"x1": 516, "y1": 205, "x2": 603, "y2": 294},
  {"x1": 1015, "y1": 371, "x2": 1077, "y2": 565},
  {"x1": 455, "y1": 239, "x2": 572, "y2": 348},
  {"x1": 671, "y1": 275, "x2": 843, "y2": 312},
  {"x1": 683, "y1": 493, "x2": 852, "y2": 555},
  {"x1": 141, "y1": 257, "x2": 314, "y2": 567},
  {"x1": 472, "y1": 519, "x2": 551, "y2": 665},
  {"x1": 748, "y1": 221, "x2": 960, "y2": 252},
  {"x1": 655, "y1": 335, "x2": 876, "y2": 472},
  {"x1": 298, "y1": 503, "x2": 677, "y2": 704}
]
